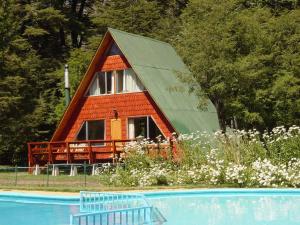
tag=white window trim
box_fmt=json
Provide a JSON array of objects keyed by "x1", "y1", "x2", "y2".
[
  {"x1": 85, "y1": 69, "x2": 145, "y2": 97},
  {"x1": 126, "y1": 115, "x2": 165, "y2": 139}
]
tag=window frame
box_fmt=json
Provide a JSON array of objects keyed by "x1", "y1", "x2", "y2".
[
  {"x1": 85, "y1": 69, "x2": 145, "y2": 96},
  {"x1": 126, "y1": 115, "x2": 164, "y2": 140},
  {"x1": 75, "y1": 119, "x2": 106, "y2": 142}
]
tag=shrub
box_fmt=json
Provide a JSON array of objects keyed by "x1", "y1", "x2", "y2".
[{"x1": 98, "y1": 125, "x2": 300, "y2": 188}]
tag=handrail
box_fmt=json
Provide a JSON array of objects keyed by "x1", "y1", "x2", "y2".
[
  {"x1": 70, "y1": 192, "x2": 167, "y2": 225},
  {"x1": 70, "y1": 206, "x2": 166, "y2": 225},
  {"x1": 80, "y1": 191, "x2": 150, "y2": 212},
  {"x1": 28, "y1": 139, "x2": 175, "y2": 167}
]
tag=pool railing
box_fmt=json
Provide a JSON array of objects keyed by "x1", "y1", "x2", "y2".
[
  {"x1": 80, "y1": 191, "x2": 150, "y2": 212},
  {"x1": 70, "y1": 192, "x2": 166, "y2": 225},
  {"x1": 70, "y1": 206, "x2": 166, "y2": 225}
]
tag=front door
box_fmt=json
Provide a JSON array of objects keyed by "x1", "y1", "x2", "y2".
[{"x1": 111, "y1": 119, "x2": 122, "y2": 140}]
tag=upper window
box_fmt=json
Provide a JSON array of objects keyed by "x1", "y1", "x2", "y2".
[
  {"x1": 76, "y1": 120, "x2": 105, "y2": 141},
  {"x1": 87, "y1": 69, "x2": 145, "y2": 96},
  {"x1": 107, "y1": 43, "x2": 123, "y2": 56}
]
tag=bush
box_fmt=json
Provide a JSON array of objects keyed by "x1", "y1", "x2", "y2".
[{"x1": 98, "y1": 125, "x2": 300, "y2": 188}]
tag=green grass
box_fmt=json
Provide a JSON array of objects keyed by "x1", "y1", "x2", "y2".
[{"x1": 0, "y1": 171, "x2": 239, "y2": 192}]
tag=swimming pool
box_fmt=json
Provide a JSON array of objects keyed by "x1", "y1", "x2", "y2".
[{"x1": 1, "y1": 189, "x2": 300, "y2": 225}]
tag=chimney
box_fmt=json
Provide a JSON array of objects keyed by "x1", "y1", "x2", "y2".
[{"x1": 64, "y1": 64, "x2": 71, "y2": 107}]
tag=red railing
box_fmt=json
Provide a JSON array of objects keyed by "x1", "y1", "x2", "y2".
[{"x1": 28, "y1": 139, "x2": 174, "y2": 167}]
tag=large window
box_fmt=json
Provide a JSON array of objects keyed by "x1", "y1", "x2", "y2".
[
  {"x1": 87, "y1": 69, "x2": 145, "y2": 96},
  {"x1": 76, "y1": 120, "x2": 105, "y2": 140},
  {"x1": 128, "y1": 116, "x2": 163, "y2": 140}
]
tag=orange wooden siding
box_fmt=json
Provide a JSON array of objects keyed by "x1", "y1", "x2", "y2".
[
  {"x1": 59, "y1": 92, "x2": 174, "y2": 142},
  {"x1": 101, "y1": 55, "x2": 130, "y2": 71},
  {"x1": 54, "y1": 53, "x2": 175, "y2": 142}
]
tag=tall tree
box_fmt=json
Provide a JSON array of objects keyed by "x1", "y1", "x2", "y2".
[
  {"x1": 91, "y1": 0, "x2": 162, "y2": 38},
  {"x1": 175, "y1": 0, "x2": 300, "y2": 130},
  {"x1": 0, "y1": 0, "x2": 43, "y2": 164}
]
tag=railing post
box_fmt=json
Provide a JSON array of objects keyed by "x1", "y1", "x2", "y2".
[
  {"x1": 48, "y1": 142, "x2": 52, "y2": 164},
  {"x1": 66, "y1": 142, "x2": 70, "y2": 164},
  {"x1": 112, "y1": 140, "x2": 116, "y2": 163},
  {"x1": 169, "y1": 138, "x2": 173, "y2": 159},
  {"x1": 157, "y1": 139, "x2": 160, "y2": 156},
  {"x1": 88, "y1": 141, "x2": 93, "y2": 164}
]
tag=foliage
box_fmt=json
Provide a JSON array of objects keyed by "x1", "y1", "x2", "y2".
[
  {"x1": 0, "y1": 0, "x2": 299, "y2": 166},
  {"x1": 98, "y1": 126, "x2": 300, "y2": 187},
  {"x1": 175, "y1": 0, "x2": 300, "y2": 130}
]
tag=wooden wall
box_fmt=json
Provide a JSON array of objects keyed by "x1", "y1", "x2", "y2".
[{"x1": 55, "y1": 54, "x2": 175, "y2": 141}]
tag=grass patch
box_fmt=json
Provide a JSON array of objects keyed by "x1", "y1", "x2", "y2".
[{"x1": 0, "y1": 171, "x2": 241, "y2": 192}]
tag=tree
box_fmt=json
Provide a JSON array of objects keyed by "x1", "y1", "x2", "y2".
[
  {"x1": 91, "y1": 0, "x2": 162, "y2": 38},
  {"x1": 0, "y1": 0, "x2": 43, "y2": 164},
  {"x1": 175, "y1": 0, "x2": 300, "y2": 130}
]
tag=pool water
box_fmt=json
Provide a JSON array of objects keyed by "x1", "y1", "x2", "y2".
[
  {"x1": 0, "y1": 194, "x2": 79, "y2": 225},
  {"x1": 149, "y1": 193, "x2": 300, "y2": 225},
  {"x1": 0, "y1": 201, "x2": 79, "y2": 225},
  {"x1": 0, "y1": 189, "x2": 300, "y2": 225}
]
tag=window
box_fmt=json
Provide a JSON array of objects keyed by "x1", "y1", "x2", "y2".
[
  {"x1": 128, "y1": 116, "x2": 163, "y2": 140},
  {"x1": 116, "y1": 70, "x2": 124, "y2": 93},
  {"x1": 89, "y1": 73, "x2": 100, "y2": 96},
  {"x1": 124, "y1": 69, "x2": 144, "y2": 92},
  {"x1": 98, "y1": 72, "x2": 106, "y2": 94},
  {"x1": 87, "y1": 69, "x2": 145, "y2": 96},
  {"x1": 107, "y1": 43, "x2": 122, "y2": 56},
  {"x1": 76, "y1": 120, "x2": 105, "y2": 141}
]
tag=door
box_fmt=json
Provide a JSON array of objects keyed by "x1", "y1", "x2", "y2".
[{"x1": 111, "y1": 119, "x2": 122, "y2": 140}]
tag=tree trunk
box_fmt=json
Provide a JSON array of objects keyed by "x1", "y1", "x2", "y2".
[
  {"x1": 71, "y1": 0, "x2": 79, "y2": 48},
  {"x1": 59, "y1": 27, "x2": 66, "y2": 47},
  {"x1": 214, "y1": 100, "x2": 226, "y2": 131},
  {"x1": 78, "y1": 0, "x2": 86, "y2": 19}
]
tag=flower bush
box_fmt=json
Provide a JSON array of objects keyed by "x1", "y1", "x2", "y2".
[{"x1": 98, "y1": 125, "x2": 300, "y2": 188}]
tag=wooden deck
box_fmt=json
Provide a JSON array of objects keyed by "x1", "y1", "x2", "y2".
[{"x1": 28, "y1": 139, "x2": 174, "y2": 167}]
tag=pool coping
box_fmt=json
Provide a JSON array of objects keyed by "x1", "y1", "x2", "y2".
[
  {"x1": 1, "y1": 188, "x2": 300, "y2": 202},
  {"x1": 142, "y1": 188, "x2": 300, "y2": 198}
]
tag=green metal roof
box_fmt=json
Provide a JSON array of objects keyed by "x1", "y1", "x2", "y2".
[{"x1": 108, "y1": 28, "x2": 220, "y2": 133}]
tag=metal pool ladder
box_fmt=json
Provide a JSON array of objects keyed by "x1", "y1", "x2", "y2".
[{"x1": 70, "y1": 191, "x2": 167, "y2": 225}]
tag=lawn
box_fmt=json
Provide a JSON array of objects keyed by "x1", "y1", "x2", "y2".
[
  {"x1": 0, "y1": 171, "x2": 227, "y2": 192},
  {"x1": 1, "y1": 126, "x2": 299, "y2": 192}
]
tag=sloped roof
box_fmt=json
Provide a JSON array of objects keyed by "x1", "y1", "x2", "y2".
[
  {"x1": 108, "y1": 28, "x2": 219, "y2": 133},
  {"x1": 52, "y1": 28, "x2": 219, "y2": 141}
]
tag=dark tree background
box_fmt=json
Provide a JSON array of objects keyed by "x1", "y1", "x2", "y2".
[{"x1": 0, "y1": 0, "x2": 299, "y2": 165}]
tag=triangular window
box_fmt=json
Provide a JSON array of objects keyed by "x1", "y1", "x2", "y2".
[{"x1": 106, "y1": 42, "x2": 122, "y2": 56}]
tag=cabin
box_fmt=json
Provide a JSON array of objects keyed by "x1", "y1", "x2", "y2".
[{"x1": 28, "y1": 28, "x2": 219, "y2": 167}]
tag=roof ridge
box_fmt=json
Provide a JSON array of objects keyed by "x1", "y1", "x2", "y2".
[{"x1": 108, "y1": 27, "x2": 172, "y2": 46}]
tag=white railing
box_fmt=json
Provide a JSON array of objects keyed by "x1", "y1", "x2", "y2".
[
  {"x1": 70, "y1": 192, "x2": 166, "y2": 225},
  {"x1": 70, "y1": 206, "x2": 166, "y2": 225},
  {"x1": 80, "y1": 191, "x2": 149, "y2": 212}
]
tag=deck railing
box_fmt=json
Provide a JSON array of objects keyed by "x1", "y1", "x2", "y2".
[
  {"x1": 70, "y1": 192, "x2": 166, "y2": 225},
  {"x1": 28, "y1": 139, "x2": 174, "y2": 167}
]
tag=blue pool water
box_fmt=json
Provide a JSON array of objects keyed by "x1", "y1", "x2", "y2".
[
  {"x1": 147, "y1": 190, "x2": 300, "y2": 225},
  {"x1": 0, "y1": 194, "x2": 79, "y2": 225},
  {"x1": 1, "y1": 189, "x2": 300, "y2": 225}
]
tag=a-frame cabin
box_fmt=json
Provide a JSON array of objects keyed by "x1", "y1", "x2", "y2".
[{"x1": 28, "y1": 28, "x2": 219, "y2": 166}]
